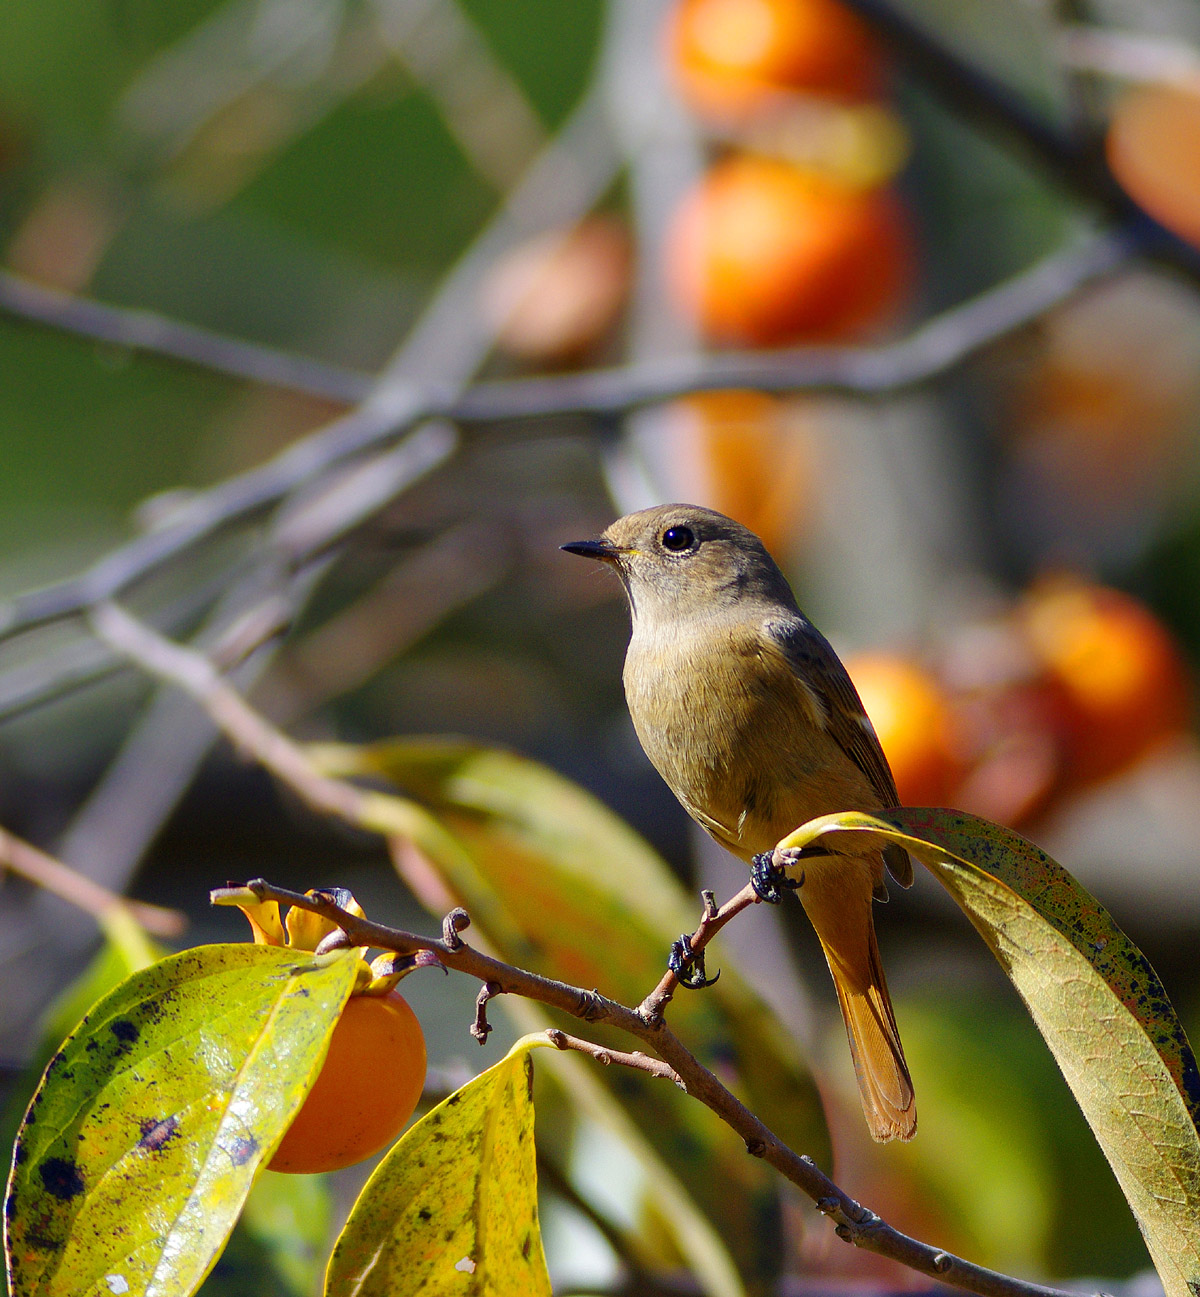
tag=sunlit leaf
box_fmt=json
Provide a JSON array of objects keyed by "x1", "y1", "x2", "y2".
[
  {"x1": 4, "y1": 943, "x2": 359, "y2": 1297},
  {"x1": 782, "y1": 806, "x2": 1200, "y2": 1297},
  {"x1": 325, "y1": 1036, "x2": 551, "y2": 1297},
  {"x1": 196, "y1": 1171, "x2": 332, "y2": 1297},
  {"x1": 315, "y1": 736, "x2": 832, "y2": 1293},
  {"x1": 0, "y1": 915, "x2": 165, "y2": 1179}
]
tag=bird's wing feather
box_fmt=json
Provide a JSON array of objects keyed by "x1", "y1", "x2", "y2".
[{"x1": 766, "y1": 616, "x2": 913, "y2": 888}]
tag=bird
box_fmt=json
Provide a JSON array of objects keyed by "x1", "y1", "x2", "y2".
[{"x1": 562, "y1": 502, "x2": 916, "y2": 1142}]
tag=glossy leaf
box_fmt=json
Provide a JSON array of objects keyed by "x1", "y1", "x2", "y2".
[
  {"x1": 4, "y1": 943, "x2": 359, "y2": 1297},
  {"x1": 781, "y1": 806, "x2": 1200, "y2": 1297},
  {"x1": 0, "y1": 915, "x2": 165, "y2": 1185},
  {"x1": 325, "y1": 1036, "x2": 551, "y2": 1297},
  {"x1": 196, "y1": 1171, "x2": 332, "y2": 1297},
  {"x1": 315, "y1": 737, "x2": 831, "y2": 1292}
]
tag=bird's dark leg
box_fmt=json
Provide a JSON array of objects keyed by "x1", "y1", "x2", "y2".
[
  {"x1": 750, "y1": 845, "x2": 828, "y2": 903},
  {"x1": 668, "y1": 933, "x2": 720, "y2": 989}
]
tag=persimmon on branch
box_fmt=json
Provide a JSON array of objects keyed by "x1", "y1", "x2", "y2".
[
  {"x1": 82, "y1": 595, "x2": 1089, "y2": 1297},
  {"x1": 210, "y1": 877, "x2": 1084, "y2": 1297}
]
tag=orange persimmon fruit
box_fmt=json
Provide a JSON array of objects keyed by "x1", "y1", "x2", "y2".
[
  {"x1": 269, "y1": 988, "x2": 427, "y2": 1174},
  {"x1": 665, "y1": 154, "x2": 913, "y2": 345},
  {"x1": 844, "y1": 651, "x2": 963, "y2": 806},
  {"x1": 666, "y1": 0, "x2": 885, "y2": 120},
  {"x1": 658, "y1": 390, "x2": 812, "y2": 555},
  {"x1": 1106, "y1": 86, "x2": 1200, "y2": 249},
  {"x1": 1019, "y1": 576, "x2": 1192, "y2": 788}
]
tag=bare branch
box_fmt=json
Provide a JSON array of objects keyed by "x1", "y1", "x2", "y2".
[
  {"x1": 0, "y1": 824, "x2": 186, "y2": 937},
  {"x1": 0, "y1": 269, "x2": 373, "y2": 405},
  {"x1": 0, "y1": 418, "x2": 454, "y2": 641},
  {"x1": 1058, "y1": 24, "x2": 1200, "y2": 92},
  {"x1": 638, "y1": 883, "x2": 760, "y2": 1024},
  {"x1": 545, "y1": 1028, "x2": 685, "y2": 1088},
  {"x1": 217, "y1": 878, "x2": 1089, "y2": 1297},
  {"x1": 0, "y1": 228, "x2": 1128, "y2": 665},
  {"x1": 837, "y1": 0, "x2": 1200, "y2": 280},
  {"x1": 88, "y1": 601, "x2": 372, "y2": 829},
  {"x1": 1, "y1": 229, "x2": 1128, "y2": 436}
]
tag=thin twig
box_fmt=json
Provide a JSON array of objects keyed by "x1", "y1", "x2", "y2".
[
  {"x1": 472, "y1": 981, "x2": 501, "y2": 1043},
  {"x1": 217, "y1": 879, "x2": 1088, "y2": 1297},
  {"x1": 0, "y1": 825, "x2": 186, "y2": 937},
  {"x1": 0, "y1": 270, "x2": 373, "y2": 404},
  {"x1": 545, "y1": 1028, "x2": 685, "y2": 1088},
  {"x1": 838, "y1": 0, "x2": 1200, "y2": 280},
  {"x1": 0, "y1": 230, "x2": 1129, "y2": 656},
  {"x1": 1058, "y1": 24, "x2": 1200, "y2": 92},
  {"x1": 638, "y1": 883, "x2": 760, "y2": 1025},
  {"x1": 87, "y1": 601, "x2": 372, "y2": 829},
  {"x1": 0, "y1": 417, "x2": 454, "y2": 641}
]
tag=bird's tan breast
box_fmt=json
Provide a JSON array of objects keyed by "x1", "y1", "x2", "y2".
[{"x1": 623, "y1": 619, "x2": 881, "y2": 858}]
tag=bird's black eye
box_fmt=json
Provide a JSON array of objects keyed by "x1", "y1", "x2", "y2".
[{"x1": 661, "y1": 525, "x2": 695, "y2": 553}]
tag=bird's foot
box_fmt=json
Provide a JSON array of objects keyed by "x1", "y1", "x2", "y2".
[
  {"x1": 750, "y1": 847, "x2": 811, "y2": 904},
  {"x1": 668, "y1": 933, "x2": 720, "y2": 989}
]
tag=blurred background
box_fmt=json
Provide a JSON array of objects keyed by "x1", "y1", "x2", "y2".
[{"x1": 3, "y1": 0, "x2": 1200, "y2": 1292}]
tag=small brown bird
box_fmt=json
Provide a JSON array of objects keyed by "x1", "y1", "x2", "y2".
[{"x1": 563, "y1": 503, "x2": 916, "y2": 1142}]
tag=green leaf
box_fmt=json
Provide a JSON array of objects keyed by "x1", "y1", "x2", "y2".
[
  {"x1": 783, "y1": 807, "x2": 1200, "y2": 1297},
  {"x1": 1, "y1": 918, "x2": 166, "y2": 1187},
  {"x1": 325, "y1": 1036, "x2": 551, "y2": 1297},
  {"x1": 196, "y1": 1171, "x2": 332, "y2": 1297},
  {"x1": 315, "y1": 737, "x2": 831, "y2": 1292},
  {"x1": 4, "y1": 943, "x2": 359, "y2": 1297}
]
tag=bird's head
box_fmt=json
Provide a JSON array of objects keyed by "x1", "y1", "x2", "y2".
[{"x1": 562, "y1": 503, "x2": 797, "y2": 626}]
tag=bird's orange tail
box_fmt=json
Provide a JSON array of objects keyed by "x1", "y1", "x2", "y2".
[{"x1": 803, "y1": 869, "x2": 916, "y2": 1142}]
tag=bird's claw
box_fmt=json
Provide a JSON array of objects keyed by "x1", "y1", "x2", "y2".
[
  {"x1": 751, "y1": 849, "x2": 806, "y2": 904},
  {"x1": 668, "y1": 934, "x2": 720, "y2": 989}
]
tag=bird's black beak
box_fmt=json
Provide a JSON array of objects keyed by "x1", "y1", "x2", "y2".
[{"x1": 561, "y1": 538, "x2": 621, "y2": 563}]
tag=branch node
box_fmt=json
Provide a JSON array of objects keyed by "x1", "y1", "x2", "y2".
[
  {"x1": 443, "y1": 907, "x2": 471, "y2": 949},
  {"x1": 700, "y1": 889, "x2": 717, "y2": 919},
  {"x1": 932, "y1": 1252, "x2": 953, "y2": 1274},
  {"x1": 744, "y1": 1137, "x2": 766, "y2": 1158},
  {"x1": 816, "y1": 1197, "x2": 841, "y2": 1217},
  {"x1": 579, "y1": 989, "x2": 607, "y2": 1022}
]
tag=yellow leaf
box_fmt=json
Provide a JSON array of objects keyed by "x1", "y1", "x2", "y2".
[
  {"x1": 4, "y1": 944, "x2": 359, "y2": 1297},
  {"x1": 781, "y1": 807, "x2": 1200, "y2": 1297},
  {"x1": 324, "y1": 1037, "x2": 551, "y2": 1297}
]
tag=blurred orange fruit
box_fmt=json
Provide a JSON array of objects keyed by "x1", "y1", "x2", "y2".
[
  {"x1": 481, "y1": 215, "x2": 632, "y2": 364},
  {"x1": 665, "y1": 155, "x2": 914, "y2": 345},
  {"x1": 269, "y1": 989, "x2": 426, "y2": 1174},
  {"x1": 658, "y1": 389, "x2": 811, "y2": 555},
  {"x1": 1020, "y1": 576, "x2": 1192, "y2": 788},
  {"x1": 666, "y1": 0, "x2": 885, "y2": 121},
  {"x1": 1007, "y1": 273, "x2": 1200, "y2": 528},
  {"x1": 844, "y1": 651, "x2": 963, "y2": 806},
  {"x1": 1106, "y1": 86, "x2": 1200, "y2": 248}
]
